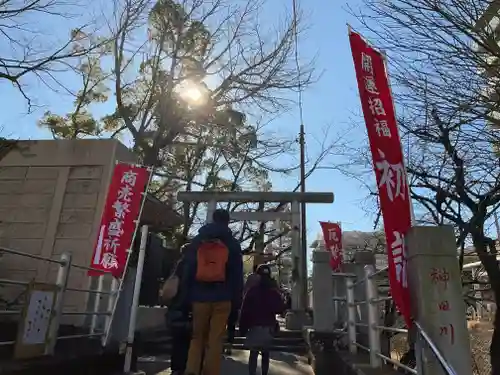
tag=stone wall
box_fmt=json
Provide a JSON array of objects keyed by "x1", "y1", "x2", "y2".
[{"x1": 0, "y1": 139, "x2": 136, "y2": 325}]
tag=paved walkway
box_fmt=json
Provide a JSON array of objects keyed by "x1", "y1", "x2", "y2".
[{"x1": 138, "y1": 350, "x2": 314, "y2": 375}]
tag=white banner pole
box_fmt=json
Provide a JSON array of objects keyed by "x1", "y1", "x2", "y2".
[{"x1": 123, "y1": 225, "x2": 149, "y2": 374}]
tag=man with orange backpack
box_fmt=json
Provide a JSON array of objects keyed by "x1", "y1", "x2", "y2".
[{"x1": 181, "y1": 209, "x2": 243, "y2": 375}]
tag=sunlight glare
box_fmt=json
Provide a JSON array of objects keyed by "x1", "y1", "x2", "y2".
[
  {"x1": 182, "y1": 87, "x2": 202, "y2": 103},
  {"x1": 176, "y1": 81, "x2": 206, "y2": 106}
]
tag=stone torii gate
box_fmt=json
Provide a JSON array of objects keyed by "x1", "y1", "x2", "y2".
[{"x1": 176, "y1": 191, "x2": 334, "y2": 329}]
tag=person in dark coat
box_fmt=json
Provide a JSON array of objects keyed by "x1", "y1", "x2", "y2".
[
  {"x1": 165, "y1": 244, "x2": 191, "y2": 375},
  {"x1": 181, "y1": 209, "x2": 244, "y2": 375},
  {"x1": 239, "y1": 265, "x2": 285, "y2": 375},
  {"x1": 225, "y1": 263, "x2": 262, "y2": 355},
  {"x1": 243, "y1": 264, "x2": 261, "y2": 295}
]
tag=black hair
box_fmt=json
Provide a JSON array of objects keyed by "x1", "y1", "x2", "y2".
[
  {"x1": 259, "y1": 274, "x2": 275, "y2": 289},
  {"x1": 257, "y1": 264, "x2": 271, "y2": 274},
  {"x1": 256, "y1": 264, "x2": 273, "y2": 289},
  {"x1": 212, "y1": 209, "x2": 230, "y2": 225}
]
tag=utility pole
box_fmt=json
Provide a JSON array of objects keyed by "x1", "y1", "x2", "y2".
[
  {"x1": 299, "y1": 124, "x2": 308, "y2": 312},
  {"x1": 495, "y1": 211, "x2": 500, "y2": 246}
]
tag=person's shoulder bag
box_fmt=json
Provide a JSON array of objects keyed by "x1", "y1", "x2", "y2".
[{"x1": 161, "y1": 260, "x2": 182, "y2": 302}]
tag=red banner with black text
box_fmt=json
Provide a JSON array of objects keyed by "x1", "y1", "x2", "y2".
[
  {"x1": 88, "y1": 164, "x2": 150, "y2": 278},
  {"x1": 349, "y1": 30, "x2": 412, "y2": 326},
  {"x1": 319, "y1": 222, "x2": 343, "y2": 272}
]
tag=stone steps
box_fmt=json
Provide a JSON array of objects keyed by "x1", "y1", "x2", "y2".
[{"x1": 140, "y1": 329, "x2": 309, "y2": 355}]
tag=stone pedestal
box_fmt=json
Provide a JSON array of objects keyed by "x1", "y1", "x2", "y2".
[
  {"x1": 406, "y1": 226, "x2": 472, "y2": 375},
  {"x1": 311, "y1": 250, "x2": 334, "y2": 332},
  {"x1": 285, "y1": 309, "x2": 311, "y2": 330}
]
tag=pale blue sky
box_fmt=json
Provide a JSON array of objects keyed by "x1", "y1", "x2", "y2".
[{"x1": 0, "y1": 0, "x2": 375, "y2": 243}]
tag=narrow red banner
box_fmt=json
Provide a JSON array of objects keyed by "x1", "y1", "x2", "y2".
[
  {"x1": 319, "y1": 222, "x2": 343, "y2": 272},
  {"x1": 349, "y1": 30, "x2": 412, "y2": 326},
  {"x1": 88, "y1": 164, "x2": 150, "y2": 278}
]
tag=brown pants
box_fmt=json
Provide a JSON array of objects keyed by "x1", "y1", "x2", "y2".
[{"x1": 185, "y1": 301, "x2": 231, "y2": 375}]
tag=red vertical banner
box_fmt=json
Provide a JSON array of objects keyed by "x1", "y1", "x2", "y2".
[
  {"x1": 88, "y1": 163, "x2": 151, "y2": 278},
  {"x1": 349, "y1": 30, "x2": 412, "y2": 326},
  {"x1": 319, "y1": 222, "x2": 343, "y2": 272}
]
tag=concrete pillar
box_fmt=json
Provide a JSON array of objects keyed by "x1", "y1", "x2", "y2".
[
  {"x1": 317, "y1": 241, "x2": 344, "y2": 326},
  {"x1": 317, "y1": 242, "x2": 341, "y2": 325},
  {"x1": 286, "y1": 200, "x2": 307, "y2": 330},
  {"x1": 406, "y1": 226, "x2": 472, "y2": 375},
  {"x1": 206, "y1": 200, "x2": 217, "y2": 223},
  {"x1": 290, "y1": 200, "x2": 301, "y2": 311},
  {"x1": 312, "y1": 250, "x2": 334, "y2": 332},
  {"x1": 473, "y1": 269, "x2": 482, "y2": 320}
]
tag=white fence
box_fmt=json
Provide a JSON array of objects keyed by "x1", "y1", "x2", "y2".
[
  {"x1": 332, "y1": 265, "x2": 457, "y2": 375},
  {"x1": 0, "y1": 246, "x2": 118, "y2": 354}
]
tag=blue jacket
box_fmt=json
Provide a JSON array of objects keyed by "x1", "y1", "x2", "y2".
[{"x1": 181, "y1": 223, "x2": 243, "y2": 305}]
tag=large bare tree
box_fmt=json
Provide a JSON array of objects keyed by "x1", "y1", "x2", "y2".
[
  {"x1": 39, "y1": 0, "x2": 346, "y2": 253},
  {"x1": 103, "y1": 0, "x2": 315, "y2": 166}
]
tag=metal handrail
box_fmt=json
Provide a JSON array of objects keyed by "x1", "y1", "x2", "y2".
[
  {"x1": 368, "y1": 266, "x2": 389, "y2": 278},
  {"x1": 340, "y1": 266, "x2": 417, "y2": 373},
  {"x1": 57, "y1": 333, "x2": 103, "y2": 340},
  {"x1": 354, "y1": 323, "x2": 369, "y2": 327},
  {"x1": 354, "y1": 342, "x2": 370, "y2": 352},
  {"x1": 0, "y1": 279, "x2": 29, "y2": 286},
  {"x1": 347, "y1": 293, "x2": 391, "y2": 307},
  {"x1": 0, "y1": 246, "x2": 63, "y2": 264},
  {"x1": 352, "y1": 300, "x2": 367, "y2": 306},
  {"x1": 0, "y1": 332, "x2": 105, "y2": 347},
  {"x1": 350, "y1": 278, "x2": 367, "y2": 287},
  {"x1": 71, "y1": 263, "x2": 105, "y2": 272},
  {"x1": 353, "y1": 316, "x2": 415, "y2": 373},
  {"x1": 0, "y1": 248, "x2": 116, "y2": 350},
  {"x1": 372, "y1": 296, "x2": 392, "y2": 303},
  {"x1": 65, "y1": 287, "x2": 115, "y2": 295},
  {"x1": 377, "y1": 352, "x2": 417, "y2": 374},
  {"x1": 332, "y1": 272, "x2": 356, "y2": 278},
  {"x1": 414, "y1": 321, "x2": 458, "y2": 375},
  {"x1": 376, "y1": 325, "x2": 408, "y2": 334},
  {"x1": 330, "y1": 266, "x2": 463, "y2": 375},
  {"x1": 350, "y1": 266, "x2": 389, "y2": 287},
  {"x1": 62, "y1": 311, "x2": 111, "y2": 316},
  {"x1": 0, "y1": 310, "x2": 21, "y2": 315}
]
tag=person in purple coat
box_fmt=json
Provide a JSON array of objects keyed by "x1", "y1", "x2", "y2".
[
  {"x1": 243, "y1": 264, "x2": 261, "y2": 295},
  {"x1": 239, "y1": 265, "x2": 285, "y2": 375}
]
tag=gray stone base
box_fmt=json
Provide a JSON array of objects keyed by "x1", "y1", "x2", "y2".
[{"x1": 285, "y1": 310, "x2": 311, "y2": 330}]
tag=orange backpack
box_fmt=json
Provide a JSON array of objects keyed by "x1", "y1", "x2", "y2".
[{"x1": 195, "y1": 239, "x2": 229, "y2": 282}]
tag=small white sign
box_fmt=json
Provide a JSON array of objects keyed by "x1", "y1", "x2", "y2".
[{"x1": 22, "y1": 290, "x2": 54, "y2": 345}]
